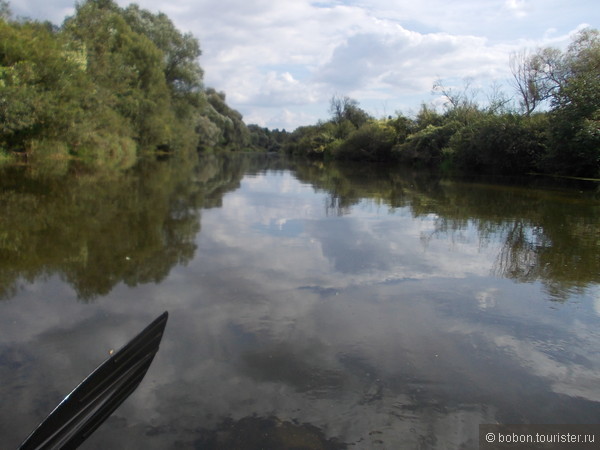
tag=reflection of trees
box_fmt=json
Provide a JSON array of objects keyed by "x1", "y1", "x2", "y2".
[
  {"x1": 0, "y1": 154, "x2": 247, "y2": 301},
  {"x1": 3, "y1": 155, "x2": 595, "y2": 301},
  {"x1": 493, "y1": 221, "x2": 544, "y2": 281},
  {"x1": 292, "y1": 161, "x2": 407, "y2": 216},
  {"x1": 292, "y1": 160, "x2": 599, "y2": 300},
  {"x1": 493, "y1": 215, "x2": 599, "y2": 300},
  {"x1": 440, "y1": 183, "x2": 599, "y2": 301}
]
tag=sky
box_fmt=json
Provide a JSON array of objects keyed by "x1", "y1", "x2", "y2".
[{"x1": 8, "y1": 0, "x2": 600, "y2": 130}]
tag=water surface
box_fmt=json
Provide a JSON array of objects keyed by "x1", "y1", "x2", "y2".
[{"x1": 1, "y1": 155, "x2": 599, "y2": 448}]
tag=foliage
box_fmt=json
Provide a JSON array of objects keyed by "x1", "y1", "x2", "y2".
[
  {"x1": 0, "y1": 19, "x2": 93, "y2": 151},
  {"x1": 509, "y1": 49, "x2": 554, "y2": 115},
  {"x1": 394, "y1": 121, "x2": 460, "y2": 167},
  {"x1": 333, "y1": 121, "x2": 396, "y2": 161},
  {"x1": 329, "y1": 95, "x2": 371, "y2": 129},
  {"x1": 0, "y1": 0, "x2": 251, "y2": 168},
  {"x1": 282, "y1": 97, "x2": 373, "y2": 158},
  {"x1": 1, "y1": 1, "x2": 597, "y2": 177},
  {"x1": 202, "y1": 88, "x2": 250, "y2": 150},
  {"x1": 287, "y1": 29, "x2": 598, "y2": 178},
  {"x1": 544, "y1": 29, "x2": 600, "y2": 177},
  {"x1": 285, "y1": 123, "x2": 336, "y2": 158},
  {"x1": 386, "y1": 114, "x2": 415, "y2": 143},
  {"x1": 247, "y1": 125, "x2": 289, "y2": 152},
  {"x1": 507, "y1": 28, "x2": 600, "y2": 177},
  {"x1": 414, "y1": 103, "x2": 444, "y2": 128},
  {"x1": 121, "y1": 4, "x2": 203, "y2": 100},
  {"x1": 447, "y1": 113, "x2": 548, "y2": 173}
]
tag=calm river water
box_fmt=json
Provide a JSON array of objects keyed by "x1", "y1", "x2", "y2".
[{"x1": 1, "y1": 154, "x2": 599, "y2": 448}]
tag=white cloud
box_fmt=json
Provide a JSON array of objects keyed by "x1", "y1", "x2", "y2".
[
  {"x1": 505, "y1": 0, "x2": 529, "y2": 19},
  {"x1": 476, "y1": 287, "x2": 500, "y2": 309},
  {"x1": 593, "y1": 286, "x2": 600, "y2": 315},
  {"x1": 315, "y1": 30, "x2": 507, "y2": 95},
  {"x1": 494, "y1": 334, "x2": 600, "y2": 402}
]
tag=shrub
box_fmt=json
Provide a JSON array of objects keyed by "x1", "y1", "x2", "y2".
[
  {"x1": 448, "y1": 114, "x2": 547, "y2": 173},
  {"x1": 332, "y1": 122, "x2": 396, "y2": 161},
  {"x1": 393, "y1": 121, "x2": 460, "y2": 167}
]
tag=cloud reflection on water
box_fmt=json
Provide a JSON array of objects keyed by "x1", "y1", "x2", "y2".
[{"x1": 1, "y1": 166, "x2": 599, "y2": 448}]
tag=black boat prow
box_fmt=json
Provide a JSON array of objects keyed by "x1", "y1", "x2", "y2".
[{"x1": 19, "y1": 311, "x2": 169, "y2": 450}]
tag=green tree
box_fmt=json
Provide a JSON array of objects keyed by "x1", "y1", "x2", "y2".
[
  {"x1": 202, "y1": 88, "x2": 250, "y2": 149},
  {"x1": 283, "y1": 123, "x2": 337, "y2": 158},
  {"x1": 121, "y1": 5, "x2": 203, "y2": 109},
  {"x1": 333, "y1": 121, "x2": 396, "y2": 161},
  {"x1": 0, "y1": 0, "x2": 255, "y2": 166},
  {"x1": 247, "y1": 125, "x2": 288, "y2": 152},
  {"x1": 329, "y1": 95, "x2": 371, "y2": 129},
  {"x1": 546, "y1": 29, "x2": 600, "y2": 177},
  {"x1": 447, "y1": 113, "x2": 547, "y2": 173},
  {"x1": 63, "y1": 0, "x2": 176, "y2": 148},
  {"x1": 394, "y1": 121, "x2": 460, "y2": 167},
  {"x1": 0, "y1": 19, "x2": 91, "y2": 151},
  {"x1": 510, "y1": 29, "x2": 599, "y2": 176},
  {"x1": 414, "y1": 103, "x2": 444, "y2": 129}
]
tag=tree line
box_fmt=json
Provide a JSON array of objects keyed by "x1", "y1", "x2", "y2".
[
  {"x1": 1, "y1": 1, "x2": 597, "y2": 177},
  {"x1": 0, "y1": 0, "x2": 259, "y2": 169},
  {"x1": 283, "y1": 28, "x2": 599, "y2": 178}
]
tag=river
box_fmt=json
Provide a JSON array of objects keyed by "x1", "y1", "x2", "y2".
[{"x1": 1, "y1": 154, "x2": 599, "y2": 448}]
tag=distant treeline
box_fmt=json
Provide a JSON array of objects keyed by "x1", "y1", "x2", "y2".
[
  {"x1": 281, "y1": 29, "x2": 599, "y2": 178},
  {"x1": 0, "y1": 0, "x2": 261, "y2": 169}
]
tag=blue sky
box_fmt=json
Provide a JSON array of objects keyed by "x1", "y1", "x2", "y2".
[{"x1": 8, "y1": 0, "x2": 599, "y2": 130}]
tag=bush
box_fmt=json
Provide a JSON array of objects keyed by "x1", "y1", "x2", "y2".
[
  {"x1": 332, "y1": 122, "x2": 396, "y2": 161},
  {"x1": 0, "y1": 148, "x2": 15, "y2": 165},
  {"x1": 448, "y1": 114, "x2": 547, "y2": 173},
  {"x1": 393, "y1": 121, "x2": 460, "y2": 167}
]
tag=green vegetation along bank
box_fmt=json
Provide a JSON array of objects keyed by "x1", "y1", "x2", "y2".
[
  {"x1": 1, "y1": 0, "x2": 598, "y2": 178},
  {"x1": 283, "y1": 29, "x2": 600, "y2": 179},
  {"x1": 0, "y1": 0, "x2": 258, "y2": 169}
]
